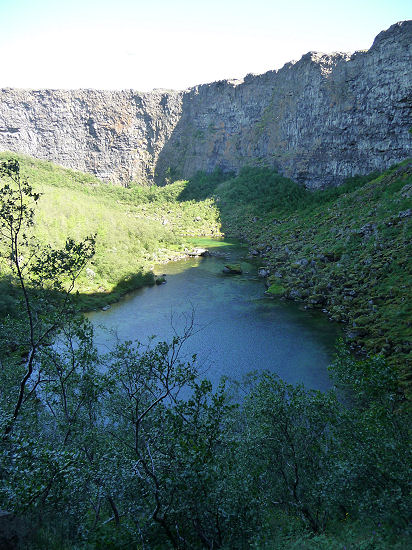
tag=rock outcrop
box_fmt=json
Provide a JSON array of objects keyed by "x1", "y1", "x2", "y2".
[{"x1": 0, "y1": 21, "x2": 410, "y2": 188}]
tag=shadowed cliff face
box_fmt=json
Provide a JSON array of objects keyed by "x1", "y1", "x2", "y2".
[{"x1": 0, "y1": 21, "x2": 411, "y2": 188}]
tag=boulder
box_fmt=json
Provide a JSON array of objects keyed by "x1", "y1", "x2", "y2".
[
  {"x1": 400, "y1": 183, "x2": 412, "y2": 199},
  {"x1": 222, "y1": 264, "x2": 242, "y2": 274},
  {"x1": 288, "y1": 289, "x2": 303, "y2": 299},
  {"x1": 186, "y1": 248, "x2": 210, "y2": 257},
  {"x1": 86, "y1": 267, "x2": 96, "y2": 279},
  {"x1": 257, "y1": 267, "x2": 270, "y2": 277},
  {"x1": 308, "y1": 294, "x2": 326, "y2": 306}
]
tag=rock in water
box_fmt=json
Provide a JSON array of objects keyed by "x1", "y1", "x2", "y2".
[
  {"x1": 186, "y1": 248, "x2": 209, "y2": 257},
  {"x1": 223, "y1": 264, "x2": 243, "y2": 274},
  {"x1": 258, "y1": 267, "x2": 270, "y2": 277}
]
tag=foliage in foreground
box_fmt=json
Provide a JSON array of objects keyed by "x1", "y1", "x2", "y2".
[
  {"x1": 0, "y1": 159, "x2": 410, "y2": 549},
  {"x1": 1, "y1": 320, "x2": 410, "y2": 549}
]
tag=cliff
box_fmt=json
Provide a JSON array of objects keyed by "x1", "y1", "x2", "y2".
[
  {"x1": 0, "y1": 89, "x2": 183, "y2": 183},
  {"x1": 0, "y1": 21, "x2": 411, "y2": 188}
]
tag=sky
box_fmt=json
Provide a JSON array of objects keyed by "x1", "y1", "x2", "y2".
[{"x1": 0, "y1": 0, "x2": 410, "y2": 91}]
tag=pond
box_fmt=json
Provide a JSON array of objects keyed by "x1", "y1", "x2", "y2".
[{"x1": 87, "y1": 239, "x2": 341, "y2": 391}]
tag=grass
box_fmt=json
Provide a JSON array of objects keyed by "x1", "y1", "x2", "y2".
[{"x1": 0, "y1": 152, "x2": 222, "y2": 311}]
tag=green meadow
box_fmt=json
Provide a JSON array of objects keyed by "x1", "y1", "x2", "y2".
[{"x1": 0, "y1": 152, "x2": 221, "y2": 310}]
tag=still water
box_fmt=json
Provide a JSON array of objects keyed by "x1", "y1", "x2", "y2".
[{"x1": 87, "y1": 239, "x2": 341, "y2": 391}]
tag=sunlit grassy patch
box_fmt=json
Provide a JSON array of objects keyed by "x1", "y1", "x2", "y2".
[{"x1": 0, "y1": 152, "x2": 222, "y2": 311}]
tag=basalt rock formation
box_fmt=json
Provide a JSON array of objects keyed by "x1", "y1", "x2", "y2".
[{"x1": 0, "y1": 21, "x2": 411, "y2": 188}]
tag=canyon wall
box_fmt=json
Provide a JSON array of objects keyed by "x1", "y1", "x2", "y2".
[
  {"x1": 0, "y1": 21, "x2": 411, "y2": 188},
  {"x1": 0, "y1": 89, "x2": 183, "y2": 183}
]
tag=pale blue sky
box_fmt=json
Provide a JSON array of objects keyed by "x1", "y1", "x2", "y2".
[{"x1": 0, "y1": 0, "x2": 410, "y2": 90}]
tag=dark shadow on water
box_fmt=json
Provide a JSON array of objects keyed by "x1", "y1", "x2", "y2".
[
  {"x1": 73, "y1": 270, "x2": 156, "y2": 311},
  {"x1": 0, "y1": 270, "x2": 155, "y2": 318}
]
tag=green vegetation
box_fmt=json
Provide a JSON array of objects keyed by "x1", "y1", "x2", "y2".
[
  {"x1": 183, "y1": 163, "x2": 412, "y2": 395},
  {"x1": 266, "y1": 281, "x2": 286, "y2": 296},
  {"x1": 0, "y1": 156, "x2": 411, "y2": 548},
  {"x1": 0, "y1": 152, "x2": 222, "y2": 311},
  {"x1": 178, "y1": 166, "x2": 234, "y2": 201}
]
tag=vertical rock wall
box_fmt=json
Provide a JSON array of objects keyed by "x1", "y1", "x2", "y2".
[
  {"x1": 156, "y1": 21, "x2": 412, "y2": 188},
  {"x1": 0, "y1": 88, "x2": 183, "y2": 183},
  {"x1": 0, "y1": 21, "x2": 410, "y2": 188}
]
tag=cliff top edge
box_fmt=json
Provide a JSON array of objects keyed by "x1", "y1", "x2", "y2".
[{"x1": 0, "y1": 20, "x2": 410, "y2": 96}]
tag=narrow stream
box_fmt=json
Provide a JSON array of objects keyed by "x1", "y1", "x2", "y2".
[{"x1": 87, "y1": 239, "x2": 341, "y2": 391}]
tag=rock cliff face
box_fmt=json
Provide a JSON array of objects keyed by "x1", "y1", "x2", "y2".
[
  {"x1": 0, "y1": 21, "x2": 411, "y2": 188},
  {"x1": 0, "y1": 89, "x2": 183, "y2": 183}
]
